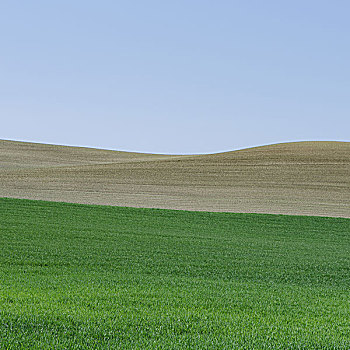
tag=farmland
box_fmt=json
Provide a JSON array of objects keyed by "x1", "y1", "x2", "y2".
[
  {"x1": 1, "y1": 197, "x2": 349, "y2": 349},
  {"x1": 1, "y1": 139, "x2": 350, "y2": 218}
]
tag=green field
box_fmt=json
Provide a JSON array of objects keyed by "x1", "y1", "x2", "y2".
[{"x1": 0, "y1": 198, "x2": 349, "y2": 349}]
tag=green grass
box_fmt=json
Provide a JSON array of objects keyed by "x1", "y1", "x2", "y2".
[{"x1": 0, "y1": 197, "x2": 349, "y2": 349}]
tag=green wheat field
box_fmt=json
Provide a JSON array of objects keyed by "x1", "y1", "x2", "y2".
[{"x1": 0, "y1": 197, "x2": 349, "y2": 349}]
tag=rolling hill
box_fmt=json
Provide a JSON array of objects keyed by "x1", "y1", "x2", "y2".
[{"x1": 0, "y1": 139, "x2": 349, "y2": 217}]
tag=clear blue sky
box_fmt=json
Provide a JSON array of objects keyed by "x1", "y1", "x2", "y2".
[{"x1": 1, "y1": 1, "x2": 349, "y2": 154}]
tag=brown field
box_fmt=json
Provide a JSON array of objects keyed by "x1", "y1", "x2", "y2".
[{"x1": 0, "y1": 139, "x2": 349, "y2": 217}]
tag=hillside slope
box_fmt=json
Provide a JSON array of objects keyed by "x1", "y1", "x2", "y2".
[{"x1": 0, "y1": 139, "x2": 349, "y2": 217}]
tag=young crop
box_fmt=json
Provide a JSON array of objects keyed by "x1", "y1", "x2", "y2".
[{"x1": 0, "y1": 198, "x2": 349, "y2": 349}]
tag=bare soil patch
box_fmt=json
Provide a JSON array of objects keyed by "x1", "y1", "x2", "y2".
[{"x1": 1, "y1": 139, "x2": 349, "y2": 217}]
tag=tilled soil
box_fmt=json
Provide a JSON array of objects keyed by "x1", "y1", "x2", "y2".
[{"x1": 1, "y1": 139, "x2": 349, "y2": 217}]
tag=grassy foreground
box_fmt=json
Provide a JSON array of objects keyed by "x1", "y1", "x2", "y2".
[{"x1": 0, "y1": 198, "x2": 349, "y2": 349}]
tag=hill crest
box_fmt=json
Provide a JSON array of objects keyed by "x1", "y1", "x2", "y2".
[{"x1": 1, "y1": 139, "x2": 349, "y2": 217}]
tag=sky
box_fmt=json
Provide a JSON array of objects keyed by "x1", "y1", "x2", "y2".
[{"x1": 1, "y1": 1, "x2": 349, "y2": 154}]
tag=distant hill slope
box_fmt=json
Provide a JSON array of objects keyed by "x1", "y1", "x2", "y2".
[{"x1": 0, "y1": 139, "x2": 349, "y2": 217}]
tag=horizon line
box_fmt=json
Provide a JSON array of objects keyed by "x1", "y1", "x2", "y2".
[{"x1": 1, "y1": 138, "x2": 349, "y2": 156}]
